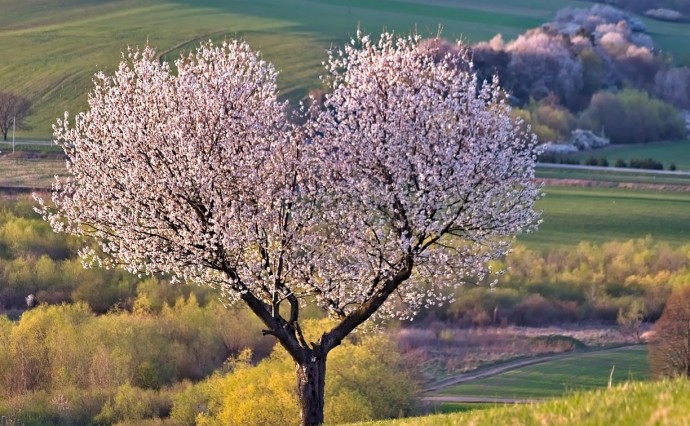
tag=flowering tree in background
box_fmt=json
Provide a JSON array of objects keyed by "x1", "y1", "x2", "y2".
[{"x1": 38, "y1": 32, "x2": 540, "y2": 425}]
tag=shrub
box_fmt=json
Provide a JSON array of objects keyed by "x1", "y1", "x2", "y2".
[
  {"x1": 512, "y1": 98, "x2": 575, "y2": 143},
  {"x1": 578, "y1": 89, "x2": 686, "y2": 144},
  {"x1": 187, "y1": 327, "x2": 418, "y2": 426},
  {"x1": 584, "y1": 156, "x2": 608, "y2": 167},
  {"x1": 629, "y1": 157, "x2": 664, "y2": 170},
  {"x1": 94, "y1": 384, "x2": 172, "y2": 425},
  {"x1": 650, "y1": 286, "x2": 690, "y2": 378}
]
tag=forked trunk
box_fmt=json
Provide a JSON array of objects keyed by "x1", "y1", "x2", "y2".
[{"x1": 296, "y1": 354, "x2": 326, "y2": 426}]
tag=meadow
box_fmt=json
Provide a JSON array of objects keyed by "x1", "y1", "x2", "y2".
[
  {"x1": 519, "y1": 186, "x2": 690, "y2": 249},
  {"x1": 438, "y1": 346, "x2": 649, "y2": 400},
  {"x1": 358, "y1": 378, "x2": 690, "y2": 426},
  {"x1": 3, "y1": 0, "x2": 689, "y2": 138}
]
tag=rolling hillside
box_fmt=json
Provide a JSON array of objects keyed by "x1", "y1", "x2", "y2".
[{"x1": 2, "y1": 0, "x2": 689, "y2": 138}]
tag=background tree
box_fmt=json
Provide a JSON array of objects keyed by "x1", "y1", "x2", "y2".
[
  {"x1": 0, "y1": 92, "x2": 31, "y2": 141},
  {"x1": 650, "y1": 286, "x2": 690, "y2": 378},
  {"x1": 617, "y1": 299, "x2": 646, "y2": 343},
  {"x1": 38, "y1": 33, "x2": 540, "y2": 425}
]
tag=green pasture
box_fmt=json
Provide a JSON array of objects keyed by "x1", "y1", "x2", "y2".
[
  {"x1": 565, "y1": 140, "x2": 690, "y2": 171},
  {"x1": 359, "y1": 378, "x2": 690, "y2": 426},
  {"x1": 519, "y1": 186, "x2": 690, "y2": 249},
  {"x1": 3, "y1": 0, "x2": 688, "y2": 138},
  {"x1": 439, "y1": 346, "x2": 648, "y2": 400}
]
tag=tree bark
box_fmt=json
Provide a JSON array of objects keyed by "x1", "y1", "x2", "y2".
[{"x1": 296, "y1": 353, "x2": 326, "y2": 426}]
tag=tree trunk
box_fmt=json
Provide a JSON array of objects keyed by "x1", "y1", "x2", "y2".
[{"x1": 296, "y1": 354, "x2": 326, "y2": 426}]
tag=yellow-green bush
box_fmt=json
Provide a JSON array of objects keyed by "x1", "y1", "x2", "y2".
[{"x1": 177, "y1": 325, "x2": 418, "y2": 426}]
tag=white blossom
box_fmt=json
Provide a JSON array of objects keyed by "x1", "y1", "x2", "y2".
[{"x1": 37, "y1": 32, "x2": 540, "y2": 356}]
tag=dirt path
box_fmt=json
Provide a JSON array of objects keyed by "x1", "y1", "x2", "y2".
[{"x1": 422, "y1": 344, "x2": 642, "y2": 402}]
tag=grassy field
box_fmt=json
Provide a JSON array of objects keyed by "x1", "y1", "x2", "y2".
[
  {"x1": 519, "y1": 186, "x2": 690, "y2": 249},
  {"x1": 564, "y1": 140, "x2": 690, "y2": 171},
  {"x1": 359, "y1": 378, "x2": 690, "y2": 425},
  {"x1": 439, "y1": 346, "x2": 648, "y2": 400},
  {"x1": 3, "y1": 0, "x2": 689, "y2": 139}
]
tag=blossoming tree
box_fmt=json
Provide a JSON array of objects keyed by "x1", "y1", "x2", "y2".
[{"x1": 38, "y1": 32, "x2": 540, "y2": 425}]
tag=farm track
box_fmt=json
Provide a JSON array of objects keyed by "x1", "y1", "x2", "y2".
[{"x1": 422, "y1": 344, "x2": 642, "y2": 402}]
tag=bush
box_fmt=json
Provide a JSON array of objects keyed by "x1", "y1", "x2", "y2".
[
  {"x1": 629, "y1": 158, "x2": 664, "y2": 170},
  {"x1": 512, "y1": 98, "x2": 575, "y2": 143},
  {"x1": 584, "y1": 156, "x2": 608, "y2": 167},
  {"x1": 94, "y1": 384, "x2": 173, "y2": 425},
  {"x1": 650, "y1": 286, "x2": 690, "y2": 378},
  {"x1": 578, "y1": 89, "x2": 686, "y2": 144},
  {"x1": 186, "y1": 325, "x2": 418, "y2": 426}
]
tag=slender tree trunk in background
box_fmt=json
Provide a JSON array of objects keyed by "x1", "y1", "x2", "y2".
[{"x1": 296, "y1": 353, "x2": 326, "y2": 426}]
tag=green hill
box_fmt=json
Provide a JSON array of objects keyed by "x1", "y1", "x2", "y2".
[
  {"x1": 359, "y1": 378, "x2": 690, "y2": 426},
  {"x1": 2, "y1": 0, "x2": 689, "y2": 138}
]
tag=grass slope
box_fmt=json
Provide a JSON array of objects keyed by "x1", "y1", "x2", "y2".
[
  {"x1": 440, "y1": 346, "x2": 648, "y2": 399},
  {"x1": 4, "y1": 0, "x2": 689, "y2": 138},
  {"x1": 519, "y1": 186, "x2": 690, "y2": 249},
  {"x1": 359, "y1": 379, "x2": 690, "y2": 426}
]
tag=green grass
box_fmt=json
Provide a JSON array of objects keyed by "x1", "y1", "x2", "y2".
[
  {"x1": 357, "y1": 378, "x2": 690, "y2": 425},
  {"x1": 518, "y1": 186, "x2": 690, "y2": 249},
  {"x1": 565, "y1": 140, "x2": 690, "y2": 171},
  {"x1": 435, "y1": 403, "x2": 491, "y2": 414},
  {"x1": 4, "y1": 0, "x2": 689, "y2": 138},
  {"x1": 440, "y1": 346, "x2": 648, "y2": 400}
]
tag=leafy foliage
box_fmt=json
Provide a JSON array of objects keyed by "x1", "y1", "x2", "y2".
[
  {"x1": 446, "y1": 238, "x2": 690, "y2": 326},
  {"x1": 178, "y1": 326, "x2": 417, "y2": 426},
  {"x1": 578, "y1": 89, "x2": 685, "y2": 144},
  {"x1": 0, "y1": 301, "x2": 272, "y2": 397}
]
